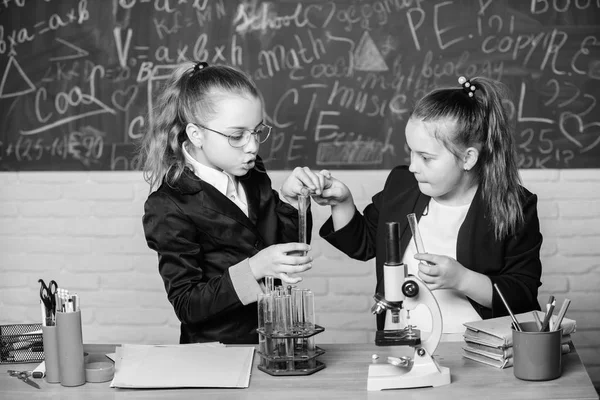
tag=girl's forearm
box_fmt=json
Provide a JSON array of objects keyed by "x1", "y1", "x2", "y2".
[
  {"x1": 330, "y1": 198, "x2": 356, "y2": 231},
  {"x1": 459, "y1": 269, "x2": 493, "y2": 309}
]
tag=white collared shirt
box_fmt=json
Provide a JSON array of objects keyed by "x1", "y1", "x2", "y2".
[
  {"x1": 182, "y1": 141, "x2": 249, "y2": 217},
  {"x1": 180, "y1": 141, "x2": 263, "y2": 305}
]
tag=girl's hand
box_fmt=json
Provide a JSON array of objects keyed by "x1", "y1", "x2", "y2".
[
  {"x1": 249, "y1": 243, "x2": 313, "y2": 284},
  {"x1": 310, "y1": 170, "x2": 352, "y2": 207},
  {"x1": 281, "y1": 167, "x2": 329, "y2": 200},
  {"x1": 413, "y1": 253, "x2": 468, "y2": 291}
]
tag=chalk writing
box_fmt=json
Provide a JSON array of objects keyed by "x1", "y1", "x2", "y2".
[{"x1": 0, "y1": 0, "x2": 598, "y2": 170}]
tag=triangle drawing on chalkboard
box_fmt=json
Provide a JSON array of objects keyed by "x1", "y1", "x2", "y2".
[
  {"x1": 0, "y1": 56, "x2": 36, "y2": 99},
  {"x1": 49, "y1": 38, "x2": 89, "y2": 62},
  {"x1": 354, "y1": 32, "x2": 388, "y2": 72}
]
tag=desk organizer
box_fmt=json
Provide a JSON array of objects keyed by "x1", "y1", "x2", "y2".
[
  {"x1": 256, "y1": 285, "x2": 326, "y2": 376},
  {"x1": 0, "y1": 323, "x2": 44, "y2": 364}
]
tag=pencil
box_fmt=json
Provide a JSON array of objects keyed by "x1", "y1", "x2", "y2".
[
  {"x1": 553, "y1": 298, "x2": 571, "y2": 332},
  {"x1": 493, "y1": 283, "x2": 522, "y2": 332}
]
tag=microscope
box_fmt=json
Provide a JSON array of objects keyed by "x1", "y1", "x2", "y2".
[{"x1": 367, "y1": 221, "x2": 451, "y2": 391}]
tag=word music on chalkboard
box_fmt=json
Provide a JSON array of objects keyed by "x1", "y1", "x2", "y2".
[{"x1": 0, "y1": 0, "x2": 599, "y2": 171}]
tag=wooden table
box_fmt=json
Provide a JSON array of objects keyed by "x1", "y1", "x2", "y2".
[{"x1": 0, "y1": 342, "x2": 597, "y2": 400}]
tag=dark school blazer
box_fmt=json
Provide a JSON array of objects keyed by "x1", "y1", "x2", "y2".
[
  {"x1": 320, "y1": 166, "x2": 542, "y2": 331},
  {"x1": 143, "y1": 158, "x2": 311, "y2": 344}
]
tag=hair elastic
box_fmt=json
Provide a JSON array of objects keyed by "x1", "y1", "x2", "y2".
[
  {"x1": 193, "y1": 61, "x2": 209, "y2": 73},
  {"x1": 458, "y1": 76, "x2": 476, "y2": 97}
]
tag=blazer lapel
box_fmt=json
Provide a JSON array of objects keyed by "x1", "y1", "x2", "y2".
[
  {"x1": 457, "y1": 185, "x2": 487, "y2": 263},
  {"x1": 176, "y1": 168, "x2": 259, "y2": 233},
  {"x1": 240, "y1": 177, "x2": 260, "y2": 225}
]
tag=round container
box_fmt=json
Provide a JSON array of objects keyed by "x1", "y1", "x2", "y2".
[{"x1": 85, "y1": 353, "x2": 115, "y2": 383}]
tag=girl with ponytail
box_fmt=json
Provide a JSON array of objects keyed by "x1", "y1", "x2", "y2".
[
  {"x1": 139, "y1": 62, "x2": 323, "y2": 344},
  {"x1": 311, "y1": 77, "x2": 543, "y2": 339}
]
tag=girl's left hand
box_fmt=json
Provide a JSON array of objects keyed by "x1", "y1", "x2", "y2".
[
  {"x1": 281, "y1": 166, "x2": 330, "y2": 199},
  {"x1": 413, "y1": 253, "x2": 467, "y2": 291}
]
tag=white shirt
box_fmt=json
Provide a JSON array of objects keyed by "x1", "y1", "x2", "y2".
[
  {"x1": 180, "y1": 141, "x2": 263, "y2": 305},
  {"x1": 182, "y1": 142, "x2": 249, "y2": 217},
  {"x1": 400, "y1": 198, "x2": 482, "y2": 340}
]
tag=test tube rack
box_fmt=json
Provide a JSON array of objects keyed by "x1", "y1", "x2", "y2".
[
  {"x1": 256, "y1": 324, "x2": 326, "y2": 376},
  {"x1": 256, "y1": 283, "x2": 326, "y2": 376}
]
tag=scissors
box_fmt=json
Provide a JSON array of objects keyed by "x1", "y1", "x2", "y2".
[
  {"x1": 39, "y1": 279, "x2": 58, "y2": 317},
  {"x1": 7, "y1": 370, "x2": 40, "y2": 389}
]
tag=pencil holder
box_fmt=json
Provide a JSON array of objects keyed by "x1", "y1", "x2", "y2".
[
  {"x1": 42, "y1": 325, "x2": 60, "y2": 383},
  {"x1": 56, "y1": 310, "x2": 85, "y2": 387},
  {"x1": 513, "y1": 321, "x2": 562, "y2": 381}
]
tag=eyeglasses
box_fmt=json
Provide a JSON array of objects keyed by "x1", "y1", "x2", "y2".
[{"x1": 191, "y1": 122, "x2": 272, "y2": 148}]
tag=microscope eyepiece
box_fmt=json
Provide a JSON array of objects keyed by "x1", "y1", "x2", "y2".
[{"x1": 385, "y1": 221, "x2": 401, "y2": 265}]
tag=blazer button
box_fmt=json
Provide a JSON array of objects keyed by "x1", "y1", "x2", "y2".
[{"x1": 254, "y1": 240, "x2": 261, "y2": 250}]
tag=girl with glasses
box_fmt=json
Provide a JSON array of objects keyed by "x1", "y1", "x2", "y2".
[{"x1": 139, "y1": 62, "x2": 323, "y2": 344}]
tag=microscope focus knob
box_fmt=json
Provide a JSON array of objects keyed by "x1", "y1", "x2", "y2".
[
  {"x1": 371, "y1": 302, "x2": 386, "y2": 315},
  {"x1": 402, "y1": 280, "x2": 419, "y2": 298}
]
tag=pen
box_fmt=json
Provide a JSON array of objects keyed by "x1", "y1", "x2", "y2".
[
  {"x1": 40, "y1": 300, "x2": 46, "y2": 327},
  {"x1": 493, "y1": 283, "x2": 522, "y2": 332},
  {"x1": 540, "y1": 299, "x2": 556, "y2": 332},
  {"x1": 532, "y1": 311, "x2": 543, "y2": 331},
  {"x1": 3, "y1": 350, "x2": 44, "y2": 362},
  {"x1": 32, "y1": 361, "x2": 46, "y2": 379},
  {"x1": 553, "y1": 298, "x2": 571, "y2": 332},
  {"x1": 545, "y1": 295, "x2": 555, "y2": 328},
  {"x1": 3, "y1": 341, "x2": 44, "y2": 352}
]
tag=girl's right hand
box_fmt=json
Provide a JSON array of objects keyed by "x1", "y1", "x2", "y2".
[
  {"x1": 249, "y1": 243, "x2": 313, "y2": 284},
  {"x1": 311, "y1": 169, "x2": 353, "y2": 207}
]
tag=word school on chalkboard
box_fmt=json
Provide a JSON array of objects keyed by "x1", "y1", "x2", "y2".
[{"x1": 0, "y1": 0, "x2": 599, "y2": 171}]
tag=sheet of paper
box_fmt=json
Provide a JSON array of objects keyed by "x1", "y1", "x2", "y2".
[
  {"x1": 105, "y1": 342, "x2": 223, "y2": 362},
  {"x1": 110, "y1": 343, "x2": 254, "y2": 389}
]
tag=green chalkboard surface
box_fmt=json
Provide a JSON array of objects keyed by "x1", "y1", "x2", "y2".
[{"x1": 1, "y1": 0, "x2": 599, "y2": 171}]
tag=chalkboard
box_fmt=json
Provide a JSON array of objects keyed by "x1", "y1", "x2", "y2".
[{"x1": 1, "y1": 0, "x2": 599, "y2": 171}]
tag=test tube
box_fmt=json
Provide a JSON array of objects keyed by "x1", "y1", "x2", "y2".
[
  {"x1": 257, "y1": 293, "x2": 274, "y2": 367},
  {"x1": 257, "y1": 294, "x2": 273, "y2": 334},
  {"x1": 297, "y1": 188, "x2": 309, "y2": 255},
  {"x1": 274, "y1": 293, "x2": 293, "y2": 335},
  {"x1": 407, "y1": 213, "x2": 426, "y2": 254},
  {"x1": 302, "y1": 289, "x2": 315, "y2": 332},
  {"x1": 291, "y1": 287, "x2": 304, "y2": 333},
  {"x1": 273, "y1": 293, "x2": 294, "y2": 371},
  {"x1": 302, "y1": 289, "x2": 316, "y2": 367},
  {"x1": 265, "y1": 276, "x2": 275, "y2": 294},
  {"x1": 287, "y1": 188, "x2": 310, "y2": 257}
]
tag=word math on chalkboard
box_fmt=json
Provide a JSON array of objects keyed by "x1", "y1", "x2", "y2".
[{"x1": 1, "y1": 0, "x2": 599, "y2": 171}]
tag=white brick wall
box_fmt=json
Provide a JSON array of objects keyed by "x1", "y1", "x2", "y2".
[{"x1": 1, "y1": 169, "x2": 599, "y2": 387}]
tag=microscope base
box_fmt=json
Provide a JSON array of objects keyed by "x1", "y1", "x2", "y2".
[{"x1": 366, "y1": 349, "x2": 451, "y2": 391}]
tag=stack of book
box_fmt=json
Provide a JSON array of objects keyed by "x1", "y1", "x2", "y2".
[{"x1": 462, "y1": 310, "x2": 576, "y2": 369}]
